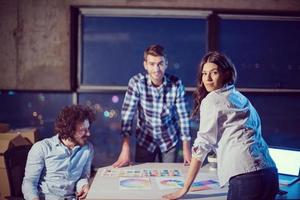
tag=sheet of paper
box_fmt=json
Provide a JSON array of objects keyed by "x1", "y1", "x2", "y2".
[
  {"x1": 156, "y1": 177, "x2": 219, "y2": 190},
  {"x1": 143, "y1": 169, "x2": 182, "y2": 177},
  {"x1": 102, "y1": 168, "x2": 183, "y2": 177},
  {"x1": 155, "y1": 177, "x2": 184, "y2": 189},
  {"x1": 119, "y1": 177, "x2": 151, "y2": 190},
  {"x1": 101, "y1": 168, "x2": 120, "y2": 177},
  {"x1": 190, "y1": 179, "x2": 219, "y2": 191},
  {"x1": 101, "y1": 168, "x2": 142, "y2": 177}
]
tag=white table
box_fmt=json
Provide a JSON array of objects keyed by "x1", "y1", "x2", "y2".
[{"x1": 86, "y1": 163, "x2": 228, "y2": 200}]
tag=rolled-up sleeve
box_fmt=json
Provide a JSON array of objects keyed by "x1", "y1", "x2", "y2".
[
  {"x1": 121, "y1": 77, "x2": 140, "y2": 136},
  {"x1": 175, "y1": 81, "x2": 191, "y2": 141},
  {"x1": 76, "y1": 143, "x2": 94, "y2": 192},
  {"x1": 22, "y1": 142, "x2": 45, "y2": 200},
  {"x1": 192, "y1": 96, "x2": 218, "y2": 163}
]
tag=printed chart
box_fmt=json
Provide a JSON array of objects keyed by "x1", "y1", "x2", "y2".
[
  {"x1": 119, "y1": 177, "x2": 151, "y2": 190},
  {"x1": 156, "y1": 177, "x2": 219, "y2": 191},
  {"x1": 102, "y1": 168, "x2": 182, "y2": 177}
]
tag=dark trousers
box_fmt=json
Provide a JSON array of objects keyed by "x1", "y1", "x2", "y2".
[
  {"x1": 135, "y1": 144, "x2": 177, "y2": 163},
  {"x1": 227, "y1": 167, "x2": 279, "y2": 200}
]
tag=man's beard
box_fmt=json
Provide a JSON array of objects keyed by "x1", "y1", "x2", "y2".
[{"x1": 71, "y1": 136, "x2": 88, "y2": 146}]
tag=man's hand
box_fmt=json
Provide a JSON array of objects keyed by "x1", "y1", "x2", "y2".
[
  {"x1": 182, "y1": 141, "x2": 191, "y2": 165},
  {"x1": 112, "y1": 136, "x2": 131, "y2": 168},
  {"x1": 112, "y1": 147, "x2": 131, "y2": 168},
  {"x1": 162, "y1": 188, "x2": 188, "y2": 200},
  {"x1": 76, "y1": 184, "x2": 89, "y2": 200}
]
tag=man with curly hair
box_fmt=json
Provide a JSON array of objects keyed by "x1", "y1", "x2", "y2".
[{"x1": 22, "y1": 105, "x2": 96, "y2": 200}]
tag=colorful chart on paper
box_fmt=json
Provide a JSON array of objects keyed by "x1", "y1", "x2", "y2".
[
  {"x1": 190, "y1": 179, "x2": 219, "y2": 191},
  {"x1": 143, "y1": 169, "x2": 182, "y2": 177},
  {"x1": 156, "y1": 177, "x2": 219, "y2": 190},
  {"x1": 101, "y1": 168, "x2": 182, "y2": 177},
  {"x1": 119, "y1": 177, "x2": 151, "y2": 190},
  {"x1": 102, "y1": 169, "x2": 142, "y2": 177},
  {"x1": 156, "y1": 177, "x2": 184, "y2": 189}
]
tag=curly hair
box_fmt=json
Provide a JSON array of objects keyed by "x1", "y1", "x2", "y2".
[
  {"x1": 54, "y1": 104, "x2": 96, "y2": 140},
  {"x1": 192, "y1": 51, "x2": 237, "y2": 117}
]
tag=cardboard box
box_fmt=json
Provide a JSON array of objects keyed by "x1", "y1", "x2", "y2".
[{"x1": 0, "y1": 134, "x2": 31, "y2": 199}]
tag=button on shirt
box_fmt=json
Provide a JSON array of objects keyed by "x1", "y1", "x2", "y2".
[
  {"x1": 22, "y1": 135, "x2": 94, "y2": 200},
  {"x1": 192, "y1": 85, "x2": 276, "y2": 187},
  {"x1": 121, "y1": 73, "x2": 191, "y2": 153}
]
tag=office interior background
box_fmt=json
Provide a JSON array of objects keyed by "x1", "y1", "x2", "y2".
[{"x1": 0, "y1": 0, "x2": 300, "y2": 168}]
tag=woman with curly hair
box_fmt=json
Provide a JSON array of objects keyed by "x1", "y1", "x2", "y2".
[
  {"x1": 163, "y1": 51, "x2": 278, "y2": 200},
  {"x1": 22, "y1": 104, "x2": 96, "y2": 200}
]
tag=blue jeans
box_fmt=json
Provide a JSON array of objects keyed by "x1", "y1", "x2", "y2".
[
  {"x1": 227, "y1": 167, "x2": 279, "y2": 200},
  {"x1": 135, "y1": 144, "x2": 177, "y2": 163}
]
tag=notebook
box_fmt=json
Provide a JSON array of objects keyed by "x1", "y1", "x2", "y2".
[{"x1": 269, "y1": 147, "x2": 300, "y2": 186}]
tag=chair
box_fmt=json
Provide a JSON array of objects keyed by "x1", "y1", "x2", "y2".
[{"x1": 4, "y1": 145, "x2": 32, "y2": 200}]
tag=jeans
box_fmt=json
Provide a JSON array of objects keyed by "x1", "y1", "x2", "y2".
[
  {"x1": 135, "y1": 144, "x2": 177, "y2": 163},
  {"x1": 227, "y1": 167, "x2": 279, "y2": 200}
]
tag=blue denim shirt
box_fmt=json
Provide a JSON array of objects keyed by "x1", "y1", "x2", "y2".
[
  {"x1": 22, "y1": 135, "x2": 94, "y2": 200},
  {"x1": 192, "y1": 85, "x2": 276, "y2": 186}
]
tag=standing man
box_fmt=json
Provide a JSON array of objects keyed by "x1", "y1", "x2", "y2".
[
  {"x1": 113, "y1": 44, "x2": 191, "y2": 168},
  {"x1": 22, "y1": 105, "x2": 96, "y2": 200}
]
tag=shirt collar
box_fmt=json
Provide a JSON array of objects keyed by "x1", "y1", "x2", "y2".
[
  {"x1": 53, "y1": 134, "x2": 81, "y2": 150},
  {"x1": 53, "y1": 134, "x2": 62, "y2": 146},
  {"x1": 146, "y1": 74, "x2": 167, "y2": 88},
  {"x1": 214, "y1": 84, "x2": 235, "y2": 93}
]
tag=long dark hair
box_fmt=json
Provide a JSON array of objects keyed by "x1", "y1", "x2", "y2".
[{"x1": 192, "y1": 51, "x2": 237, "y2": 117}]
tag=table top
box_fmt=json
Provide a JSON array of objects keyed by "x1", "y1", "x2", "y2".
[
  {"x1": 86, "y1": 163, "x2": 227, "y2": 200},
  {"x1": 86, "y1": 162, "x2": 300, "y2": 200}
]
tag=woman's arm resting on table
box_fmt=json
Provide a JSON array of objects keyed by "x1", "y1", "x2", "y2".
[{"x1": 162, "y1": 157, "x2": 202, "y2": 200}]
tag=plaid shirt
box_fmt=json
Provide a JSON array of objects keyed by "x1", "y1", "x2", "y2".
[{"x1": 121, "y1": 73, "x2": 191, "y2": 153}]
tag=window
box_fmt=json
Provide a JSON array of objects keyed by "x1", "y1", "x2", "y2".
[
  {"x1": 219, "y1": 15, "x2": 300, "y2": 90},
  {"x1": 78, "y1": 8, "x2": 209, "y2": 91}
]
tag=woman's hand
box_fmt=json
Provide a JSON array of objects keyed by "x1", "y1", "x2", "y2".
[
  {"x1": 163, "y1": 158, "x2": 202, "y2": 200},
  {"x1": 162, "y1": 188, "x2": 188, "y2": 200}
]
